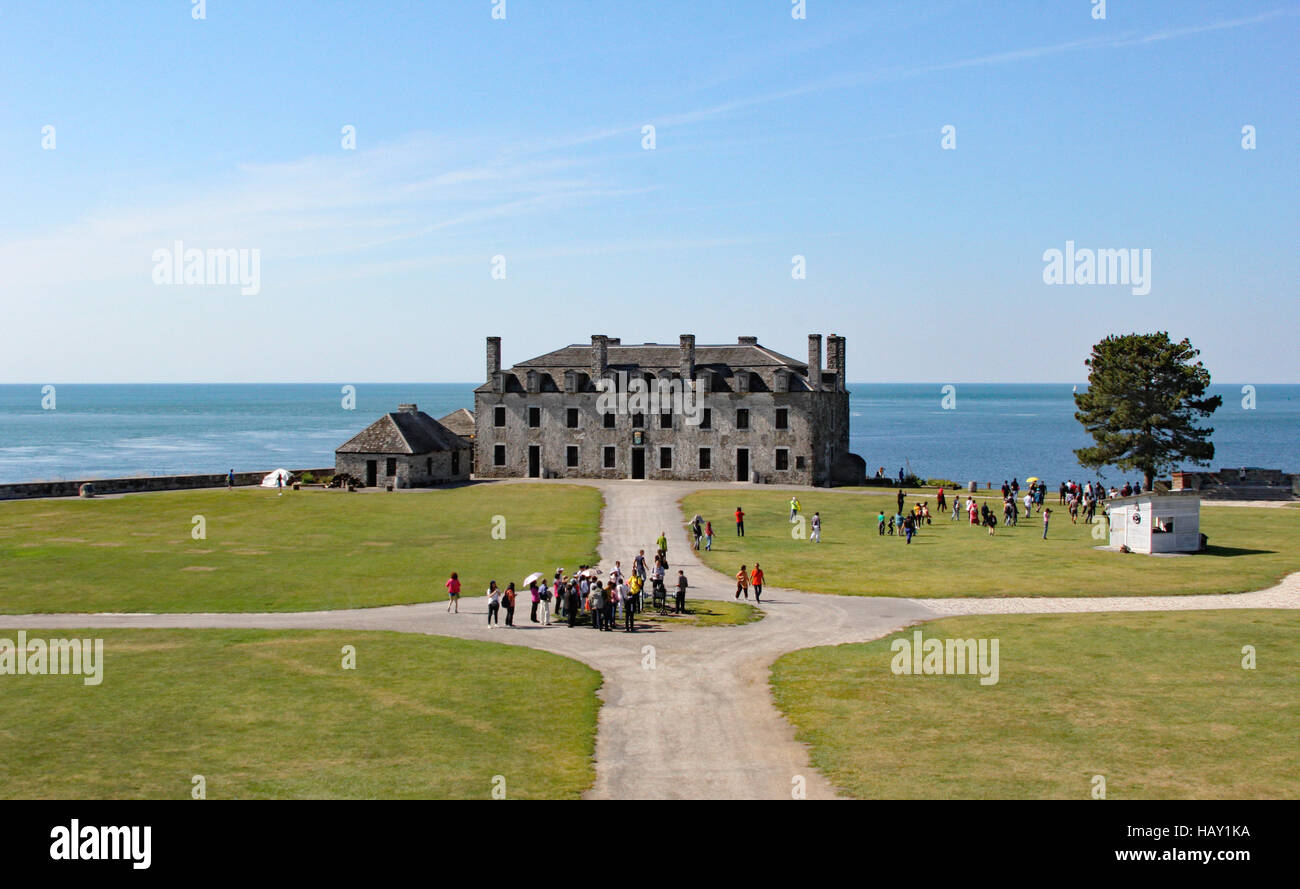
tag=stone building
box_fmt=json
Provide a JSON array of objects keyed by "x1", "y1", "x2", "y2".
[
  {"x1": 437, "y1": 408, "x2": 476, "y2": 440},
  {"x1": 336, "y1": 404, "x2": 472, "y2": 488},
  {"x1": 473, "y1": 334, "x2": 864, "y2": 486}
]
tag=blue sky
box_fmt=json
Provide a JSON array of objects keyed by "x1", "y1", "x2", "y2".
[{"x1": 1, "y1": 0, "x2": 1296, "y2": 383}]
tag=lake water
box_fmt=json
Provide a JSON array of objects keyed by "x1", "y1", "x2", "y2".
[{"x1": 1, "y1": 383, "x2": 1295, "y2": 486}]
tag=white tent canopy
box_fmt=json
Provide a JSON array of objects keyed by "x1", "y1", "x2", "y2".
[{"x1": 261, "y1": 468, "x2": 292, "y2": 487}]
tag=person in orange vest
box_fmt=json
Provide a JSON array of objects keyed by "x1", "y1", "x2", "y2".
[
  {"x1": 750, "y1": 563, "x2": 765, "y2": 604},
  {"x1": 735, "y1": 564, "x2": 750, "y2": 599},
  {"x1": 734, "y1": 506, "x2": 745, "y2": 537}
]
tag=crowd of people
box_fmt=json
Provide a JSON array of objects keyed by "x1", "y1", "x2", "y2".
[
  {"x1": 439, "y1": 475, "x2": 1146, "y2": 628},
  {"x1": 443, "y1": 536, "x2": 691, "y2": 633}
]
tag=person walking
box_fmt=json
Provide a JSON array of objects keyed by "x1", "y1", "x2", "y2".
[
  {"x1": 227, "y1": 468, "x2": 235, "y2": 490},
  {"x1": 691, "y1": 516, "x2": 703, "y2": 550},
  {"x1": 503, "y1": 582, "x2": 517, "y2": 627},
  {"x1": 897, "y1": 488, "x2": 906, "y2": 514},
  {"x1": 877, "y1": 510, "x2": 887, "y2": 536},
  {"x1": 903, "y1": 513, "x2": 915, "y2": 544},
  {"x1": 1042, "y1": 507, "x2": 1052, "y2": 539},
  {"x1": 936, "y1": 486, "x2": 946, "y2": 513},
  {"x1": 704, "y1": 520, "x2": 714, "y2": 551},
  {"x1": 809, "y1": 511, "x2": 821, "y2": 543},
  {"x1": 587, "y1": 584, "x2": 603, "y2": 630},
  {"x1": 656, "y1": 531, "x2": 668, "y2": 557},
  {"x1": 789, "y1": 495, "x2": 801, "y2": 523},
  {"x1": 276, "y1": 473, "x2": 284, "y2": 496},
  {"x1": 674, "y1": 570, "x2": 688, "y2": 614},
  {"x1": 445, "y1": 572, "x2": 461, "y2": 613},
  {"x1": 750, "y1": 563, "x2": 764, "y2": 604},
  {"x1": 486, "y1": 581, "x2": 501, "y2": 627},
  {"x1": 735, "y1": 565, "x2": 749, "y2": 599},
  {"x1": 735, "y1": 506, "x2": 745, "y2": 537},
  {"x1": 529, "y1": 581, "x2": 541, "y2": 623}
]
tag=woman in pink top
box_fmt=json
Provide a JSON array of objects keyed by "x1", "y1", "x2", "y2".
[{"x1": 445, "y1": 572, "x2": 461, "y2": 613}]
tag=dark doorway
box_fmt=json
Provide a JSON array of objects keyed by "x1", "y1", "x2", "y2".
[
  {"x1": 736, "y1": 448, "x2": 749, "y2": 482},
  {"x1": 365, "y1": 460, "x2": 377, "y2": 487},
  {"x1": 451, "y1": 451, "x2": 460, "y2": 475},
  {"x1": 631, "y1": 447, "x2": 645, "y2": 479},
  {"x1": 528, "y1": 445, "x2": 541, "y2": 478}
]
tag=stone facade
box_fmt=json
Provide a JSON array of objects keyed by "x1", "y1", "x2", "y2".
[
  {"x1": 336, "y1": 404, "x2": 472, "y2": 488},
  {"x1": 473, "y1": 334, "x2": 862, "y2": 486}
]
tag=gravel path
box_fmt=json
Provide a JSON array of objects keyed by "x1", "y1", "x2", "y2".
[{"x1": 5, "y1": 478, "x2": 1298, "y2": 799}]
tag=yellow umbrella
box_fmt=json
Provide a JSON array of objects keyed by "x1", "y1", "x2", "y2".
[{"x1": 1025, "y1": 477, "x2": 1040, "y2": 484}]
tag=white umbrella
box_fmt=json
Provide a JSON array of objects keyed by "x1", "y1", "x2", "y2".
[
  {"x1": 522, "y1": 572, "x2": 544, "y2": 586},
  {"x1": 580, "y1": 568, "x2": 603, "y2": 578}
]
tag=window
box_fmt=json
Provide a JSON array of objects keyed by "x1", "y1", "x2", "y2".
[
  {"x1": 566, "y1": 446, "x2": 579, "y2": 468},
  {"x1": 632, "y1": 413, "x2": 644, "y2": 428},
  {"x1": 700, "y1": 408, "x2": 712, "y2": 429},
  {"x1": 698, "y1": 447, "x2": 711, "y2": 470},
  {"x1": 660, "y1": 411, "x2": 673, "y2": 429},
  {"x1": 659, "y1": 447, "x2": 672, "y2": 469},
  {"x1": 796, "y1": 455, "x2": 806, "y2": 470},
  {"x1": 603, "y1": 411, "x2": 616, "y2": 428},
  {"x1": 775, "y1": 408, "x2": 789, "y2": 430},
  {"x1": 603, "y1": 446, "x2": 616, "y2": 469},
  {"x1": 385, "y1": 458, "x2": 397, "y2": 476},
  {"x1": 1154, "y1": 517, "x2": 1174, "y2": 533},
  {"x1": 493, "y1": 444, "x2": 506, "y2": 466},
  {"x1": 566, "y1": 408, "x2": 579, "y2": 429},
  {"x1": 493, "y1": 406, "x2": 506, "y2": 428},
  {"x1": 775, "y1": 449, "x2": 789, "y2": 471},
  {"x1": 426, "y1": 458, "x2": 432, "y2": 474},
  {"x1": 736, "y1": 409, "x2": 749, "y2": 430},
  {"x1": 451, "y1": 452, "x2": 459, "y2": 474},
  {"x1": 528, "y1": 406, "x2": 541, "y2": 428}
]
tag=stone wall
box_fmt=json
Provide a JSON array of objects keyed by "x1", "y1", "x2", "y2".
[
  {"x1": 1172, "y1": 467, "x2": 1299, "y2": 500},
  {"x1": 335, "y1": 450, "x2": 471, "y2": 488},
  {"x1": 0, "y1": 468, "x2": 336, "y2": 501}
]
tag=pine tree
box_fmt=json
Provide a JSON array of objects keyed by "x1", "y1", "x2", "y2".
[{"x1": 1074, "y1": 332, "x2": 1222, "y2": 489}]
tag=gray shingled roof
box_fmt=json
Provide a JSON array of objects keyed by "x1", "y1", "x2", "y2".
[
  {"x1": 514, "y1": 342, "x2": 807, "y2": 370},
  {"x1": 436, "y1": 407, "x2": 476, "y2": 439},
  {"x1": 475, "y1": 339, "x2": 818, "y2": 394},
  {"x1": 337, "y1": 409, "x2": 470, "y2": 455}
]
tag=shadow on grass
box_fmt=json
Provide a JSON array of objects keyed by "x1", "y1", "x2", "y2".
[{"x1": 1202, "y1": 545, "x2": 1277, "y2": 557}]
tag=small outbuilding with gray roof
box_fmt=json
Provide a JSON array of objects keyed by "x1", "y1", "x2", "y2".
[{"x1": 335, "y1": 404, "x2": 471, "y2": 488}]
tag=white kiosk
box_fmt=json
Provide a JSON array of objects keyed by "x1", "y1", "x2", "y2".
[{"x1": 1106, "y1": 492, "x2": 1203, "y2": 554}]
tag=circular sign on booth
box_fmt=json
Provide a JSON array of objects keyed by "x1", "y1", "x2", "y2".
[{"x1": 1132, "y1": 513, "x2": 1141, "y2": 524}]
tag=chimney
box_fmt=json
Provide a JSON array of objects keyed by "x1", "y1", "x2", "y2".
[
  {"x1": 591, "y1": 334, "x2": 609, "y2": 380},
  {"x1": 737, "y1": 336, "x2": 758, "y2": 346},
  {"x1": 607, "y1": 337, "x2": 621, "y2": 346},
  {"x1": 398, "y1": 403, "x2": 418, "y2": 414},
  {"x1": 827, "y1": 334, "x2": 846, "y2": 391},
  {"x1": 679, "y1": 334, "x2": 695, "y2": 380},
  {"x1": 807, "y1": 334, "x2": 822, "y2": 390},
  {"x1": 486, "y1": 336, "x2": 501, "y2": 378}
]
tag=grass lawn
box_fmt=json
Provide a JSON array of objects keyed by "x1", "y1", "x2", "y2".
[
  {"x1": 0, "y1": 484, "x2": 601, "y2": 613},
  {"x1": 682, "y1": 489, "x2": 1300, "y2": 597},
  {"x1": 0, "y1": 628, "x2": 600, "y2": 799},
  {"x1": 772, "y1": 611, "x2": 1299, "y2": 799}
]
